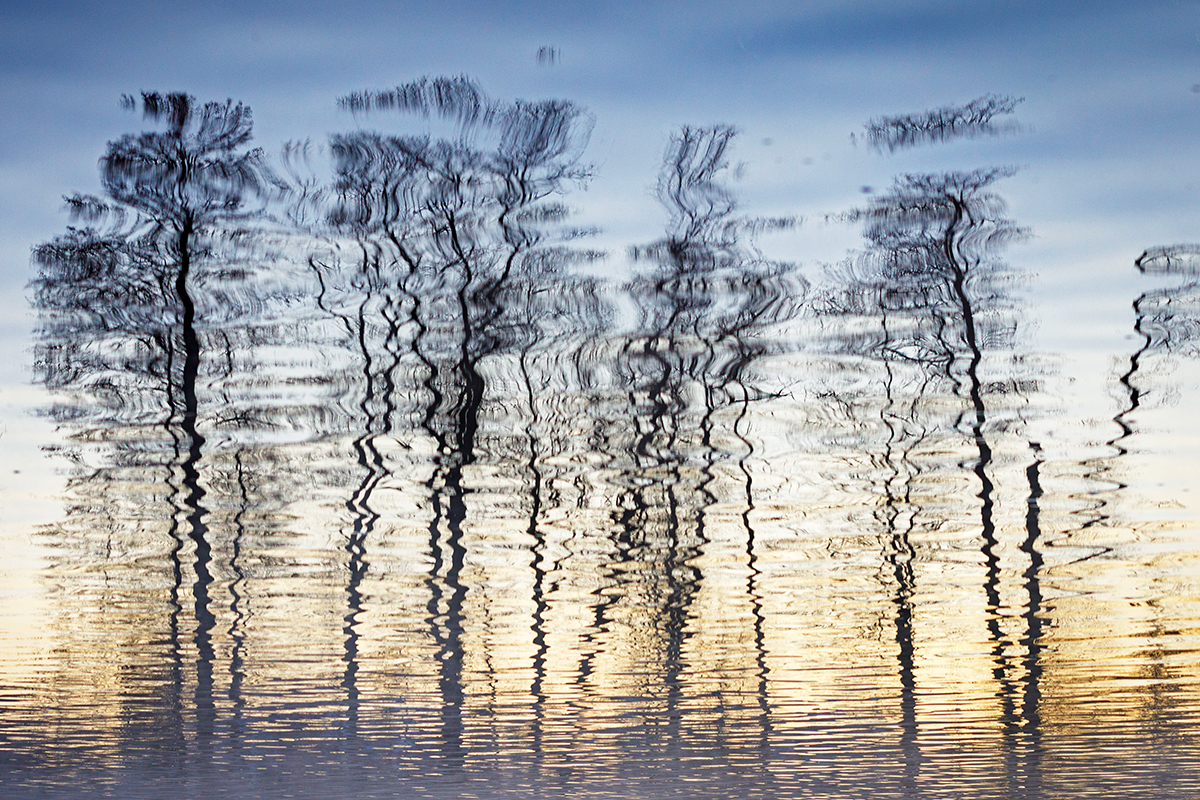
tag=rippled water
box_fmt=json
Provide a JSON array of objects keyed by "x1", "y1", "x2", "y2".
[{"x1": 3, "y1": 5, "x2": 1200, "y2": 798}]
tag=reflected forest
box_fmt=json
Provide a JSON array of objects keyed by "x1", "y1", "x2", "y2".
[{"x1": 18, "y1": 79, "x2": 1200, "y2": 798}]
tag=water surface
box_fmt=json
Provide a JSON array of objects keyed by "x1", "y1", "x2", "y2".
[{"x1": 3, "y1": 5, "x2": 1200, "y2": 798}]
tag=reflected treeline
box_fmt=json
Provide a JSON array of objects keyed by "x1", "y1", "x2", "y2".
[{"x1": 32, "y1": 83, "x2": 1200, "y2": 798}]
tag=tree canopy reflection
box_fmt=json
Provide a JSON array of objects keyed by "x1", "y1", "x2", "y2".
[{"x1": 864, "y1": 94, "x2": 1023, "y2": 153}]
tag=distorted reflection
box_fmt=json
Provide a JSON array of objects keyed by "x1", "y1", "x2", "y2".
[
  {"x1": 29, "y1": 92, "x2": 295, "y2": 764},
  {"x1": 307, "y1": 75, "x2": 609, "y2": 761},
  {"x1": 1109, "y1": 243, "x2": 1200, "y2": 462},
  {"x1": 1132, "y1": 243, "x2": 1200, "y2": 359},
  {"x1": 596, "y1": 125, "x2": 802, "y2": 745},
  {"x1": 13, "y1": 80, "x2": 1200, "y2": 800},
  {"x1": 864, "y1": 95, "x2": 1023, "y2": 153},
  {"x1": 1078, "y1": 241, "x2": 1200, "y2": 547},
  {"x1": 815, "y1": 161, "x2": 1046, "y2": 790}
]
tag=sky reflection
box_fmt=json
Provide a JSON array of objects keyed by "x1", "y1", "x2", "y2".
[{"x1": 4, "y1": 3, "x2": 1200, "y2": 799}]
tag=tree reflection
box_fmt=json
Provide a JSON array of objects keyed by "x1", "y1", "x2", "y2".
[
  {"x1": 1117, "y1": 244, "x2": 1200, "y2": 443},
  {"x1": 30, "y1": 92, "x2": 282, "y2": 752},
  {"x1": 597, "y1": 125, "x2": 802, "y2": 748},
  {"x1": 313, "y1": 75, "x2": 604, "y2": 754},
  {"x1": 23, "y1": 82, "x2": 1169, "y2": 796},
  {"x1": 1081, "y1": 245, "x2": 1200, "y2": 540},
  {"x1": 819, "y1": 163, "x2": 1038, "y2": 781}
]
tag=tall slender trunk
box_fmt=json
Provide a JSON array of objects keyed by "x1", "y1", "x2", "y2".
[
  {"x1": 175, "y1": 219, "x2": 216, "y2": 746},
  {"x1": 1016, "y1": 442, "x2": 1045, "y2": 795}
]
